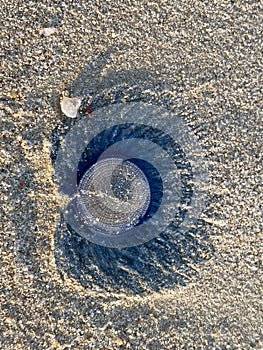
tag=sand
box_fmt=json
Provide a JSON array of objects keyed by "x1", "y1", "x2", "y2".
[{"x1": 1, "y1": 0, "x2": 262, "y2": 349}]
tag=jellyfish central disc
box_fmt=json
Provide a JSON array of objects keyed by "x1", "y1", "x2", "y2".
[{"x1": 77, "y1": 158, "x2": 151, "y2": 234}]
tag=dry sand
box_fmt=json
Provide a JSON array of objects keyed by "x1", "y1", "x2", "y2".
[{"x1": 1, "y1": 1, "x2": 262, "y2": 349}]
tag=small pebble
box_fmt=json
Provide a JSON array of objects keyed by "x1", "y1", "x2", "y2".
[
  {"x1": 113, "y1": 337, "x2": 124, "y2": 346},
  {"x1": 60, "y1": 96, "x2": 82, "y2": 118},
  {"x1": 18, "y1": 182, "x2": 25, "y2": 189},
  {"x1": 42, "y1": 27, "x2": 56, "y2": 37}
]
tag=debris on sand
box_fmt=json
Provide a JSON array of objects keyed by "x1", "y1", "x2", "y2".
[
  {"x1": 60, "y1": 96, "x2": 82, "y2": 118},
  {"x1": 41, "y1": 27, "x2": 56, "y2": 37}
]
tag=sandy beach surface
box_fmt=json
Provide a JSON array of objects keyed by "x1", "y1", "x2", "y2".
[{"x1": 1, "y1": 1, "x2": 262, "y2": 349}]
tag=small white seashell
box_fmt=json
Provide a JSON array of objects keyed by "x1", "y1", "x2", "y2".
[
  {"x1": 60, "y1": 96, "x2": 82, "y2": 118},
  {"x1": 42, "y1": 27, "x2": 56, "y2": 37}
]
